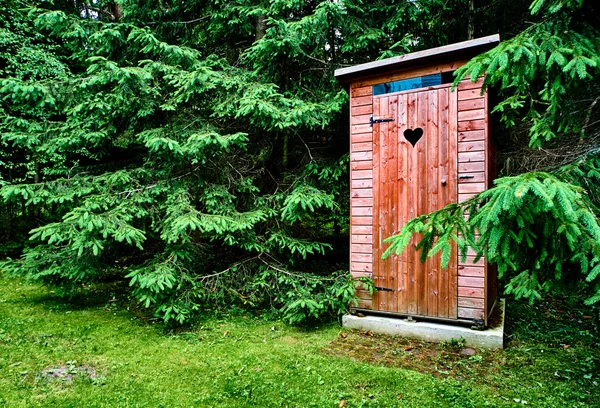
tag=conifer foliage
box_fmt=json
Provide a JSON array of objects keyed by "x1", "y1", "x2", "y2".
[
  {"x1": 2, "y1": 0, "x2": 600, "y2": 323},
  {"x1": 2, "y1": 0, "x2": 460, "y2": 323}
]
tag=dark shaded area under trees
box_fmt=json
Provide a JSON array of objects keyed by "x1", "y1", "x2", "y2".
[{"x1": 1, "y1": 0, "x2": 600, "y2": 324}]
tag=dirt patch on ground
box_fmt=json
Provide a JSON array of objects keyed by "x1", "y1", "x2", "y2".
[
  {"x1": 39, "y1": 363, "x2": 99, "y2": 384},
  {"x1": 322, "y1": 330, "x2": 504, "y2": 381}
]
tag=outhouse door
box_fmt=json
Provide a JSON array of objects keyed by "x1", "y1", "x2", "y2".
[{"x1": 371, "y1": 85, "x2": 459, "y2": 319}]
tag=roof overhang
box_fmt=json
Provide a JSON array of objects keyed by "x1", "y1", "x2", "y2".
[{"x1": 334, "y1": 34, "x2": 500, "y2": 83}]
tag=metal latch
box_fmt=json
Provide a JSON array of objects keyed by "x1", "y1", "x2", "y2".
[
  {"x1": 459, "y1": 175, "x2": 474, "y2": 179},
  {"x1": 370, "y1": 115, "x2": 395, "y2": 127}
]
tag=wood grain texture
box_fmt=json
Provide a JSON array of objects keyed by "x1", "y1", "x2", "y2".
[
  {"x1": 351, "y1": 142, "x2": 373, "y2": 152},
  {"x1": 352, "y1": 133, "x2": 372, "y2": 143},
  {"x1": 351, "y1": 114, "x2": 372, "y2": 125},
  {"x1": 352, "y1": 262, "x2": 372, "y2": 272},
  {"x1": 458, "y1": 109, "x2": 485, "y2": 121},
  {"x1": 458, "y1": 307, "x2": 485, "y2": 319},
  {"x1": 458, "y1": 141, "x2": 485, "y2": 152},
  {"x1": 352, "y1": 243, "x2": 372, "y2": 254},
  {"x1": 351, "y1": 151, "x2": 373, "y2": 161},
  {"x1": 397, "y1": 93, "x2": 409, "y2": 313},
  {"x1": 351, "y1": 160, "x2": 373, "y2": 170},
  {"x1": 458, "y1": 297, "x2": 484, "y2": 309},
  {"x1": 458, "y1": 130, "x2": 485, "y2": 141},
  {"x1": 352, "y1": 205, "x2": 373, "y2": 215},
  {"x1": 352, "y1": 179, "x2": 373, "y2": 189},
  {"x1": 357, "y1": 299, "x2": 373, "y2": 309},
  {"x1": 351, "y1": 86, "x2": 372, "y2": 97},
  {"x1": 458, "y1": 266, "x2": 485, "y2": 276},
  {"x1": 347, "y1": 69, "x2": 491, "y2": 322},
  {"x1": 352, "y1": 253, "x2": 374, "y2": 263},
  {"x1": 457, "y1": 78, "x2": 485, "y2": 90},
  {"x1": 438, "y1": 87, "x2": 450, "y2": 318},
  {"x1": 458, "y1": 161, "x2": 485, "y2": 173},
  {"x1": 351, "y1": 188, "x2": 373, "y2": 198},
  {"x1": 427, "y1": 89, "x2": 439, "y2": 318},
  {"x1": 458, "y1": 183, "x2": 485, "y2": 194},
  {"x1": 351, "y1": 198, "x2": 373, "y2": 207},
  {"x1": 351, "y1": 216, "x2": 373, "y2": 225},
  {"x1": 352, "y1": 225, "x2": 373, "y2": 234},
  {"x1": 352, "y1": 170, "x2": 373, "y2": 179},
  {"x1": 389, "y1": 95, "x2": 399, "y2": 312},
  {"x1": 351, "y1": 105, "x2": 373, "y2": 116},
  {"x1": 458, "y1": 287, "x2": 484, "y2": 298},
  {"x1": 458, "y1": 276, "x2": 484, "y2": 288},
  {"x1": 351, "y1": 124, "x2": 372, "y2": 134},
  {"x1": 458, "y1": 151, "x2": 485, "y2": 163},
  {"x1": 458, "y1": 119, "x2": 486, "y2": 132},
  {"x1": 458, "y1": 89, "x2": 484, "y2": 100},
  {"x1": 458, "y1": 98, "x2": 485, "y2": 111},
  {"x1": 352, "y1": 95, "x2": 372, "y2": 106}
]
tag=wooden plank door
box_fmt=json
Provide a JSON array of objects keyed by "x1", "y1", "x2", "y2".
[{"x1": 372, "y1": 86, "x2": 458, "y2": 319}]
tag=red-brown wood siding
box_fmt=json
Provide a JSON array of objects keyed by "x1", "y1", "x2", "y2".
[
  {"x1": 456, "y1": 77, "x2": 487, "y2": 322},
  {"x1": 349, "y1": 84, "x2": 374, "y2": 309},
  {"x1": 369, "y1": 85, "x2": 458, "y2": 318},
  {"x1": 348, "y1": 70, "x2": 494, "y2": 324}
]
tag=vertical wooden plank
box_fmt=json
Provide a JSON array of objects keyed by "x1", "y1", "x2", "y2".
[
  {"x1": 389, "y1": 95, "x2": 399, "y2": 313},
  {"x1": 398, "y1": 93, "x2": 409, "y2": 314},
  {"x1": 448, "y1": 87, "x2": 459, "y2": 319},
  {"x1": 437, "y1": 87, "x2": 450, "y2": 318},
  {"x1": 416, "y1": 90, "x2": 428, "y2": 317},
  {"x1": 349, "y1": 85, "x2": 355, "y2": 284},
  {"x1": 379, "y1": 96, "x2": 391, "y2": 310},
  {"x1": 372, "y1": 96, "x2": 381, "y2": 310},
  {"x1": 407, "y1": 92, "x2": 418, "y2": 315},
  {"x1": 427, "y1": 89, "x2": 439, "y2": 317}
]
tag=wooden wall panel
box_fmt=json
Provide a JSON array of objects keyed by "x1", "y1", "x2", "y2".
[
  {"x1": 351, "y1": 161, "x2": 373, "y2": 171},
  {"x1": 347, "y1": 69, "x2": 493, "y2": 324},
  {"x1": 352, "y1": 179, "x2": 373, "y2": 189},
  {"x1": 456, "y1": 76, "x2": 487, "y2": 322},
  {"x1": 349, "y1": 83, "x2": 374, "y2": 308}
]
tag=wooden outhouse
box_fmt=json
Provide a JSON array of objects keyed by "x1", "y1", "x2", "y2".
[{"x1": 335, "y1": 35, "x2": 500, "y2": 326}]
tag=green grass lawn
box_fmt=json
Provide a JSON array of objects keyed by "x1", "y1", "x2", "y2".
[{"x1": 1, "y1": 273, "x2": 598, "y2": 407}]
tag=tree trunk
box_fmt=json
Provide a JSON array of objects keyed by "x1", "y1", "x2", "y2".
[
  {"x1": 468, "y1": 0, "x2": 475, "y2": 40},
  {"x1": 256, "y1": 14, "x2": 266, "y2": 41}
]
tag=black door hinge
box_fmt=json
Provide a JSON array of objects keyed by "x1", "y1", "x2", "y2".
[
  {"x1": 370, "y1": 115, "x2": 395, "y2": 127},
  {"x1": 374, "y1": 286, "x2": 395, "y2": 292}
]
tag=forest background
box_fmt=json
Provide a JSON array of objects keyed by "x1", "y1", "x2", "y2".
[{"x1": 1, "y1": 0, "x2": 600, "y2": 325}]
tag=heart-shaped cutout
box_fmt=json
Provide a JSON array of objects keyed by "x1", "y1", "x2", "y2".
[{"x1": 403, "y1": 128, "x2": 424, "y2": 147}]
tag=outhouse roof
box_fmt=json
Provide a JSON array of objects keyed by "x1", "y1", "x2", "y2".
[{"x1": 334, "y1": 34, "x2": 500, "y2": 83}]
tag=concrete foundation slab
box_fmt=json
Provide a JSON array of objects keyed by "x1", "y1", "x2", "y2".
[{"x1": 343, "y1": 299, "x2": 505, "y2": 349}]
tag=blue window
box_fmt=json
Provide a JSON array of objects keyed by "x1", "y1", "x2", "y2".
[{"x1": 372, "y1": 74, "x2": 443, "y2": 96}]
